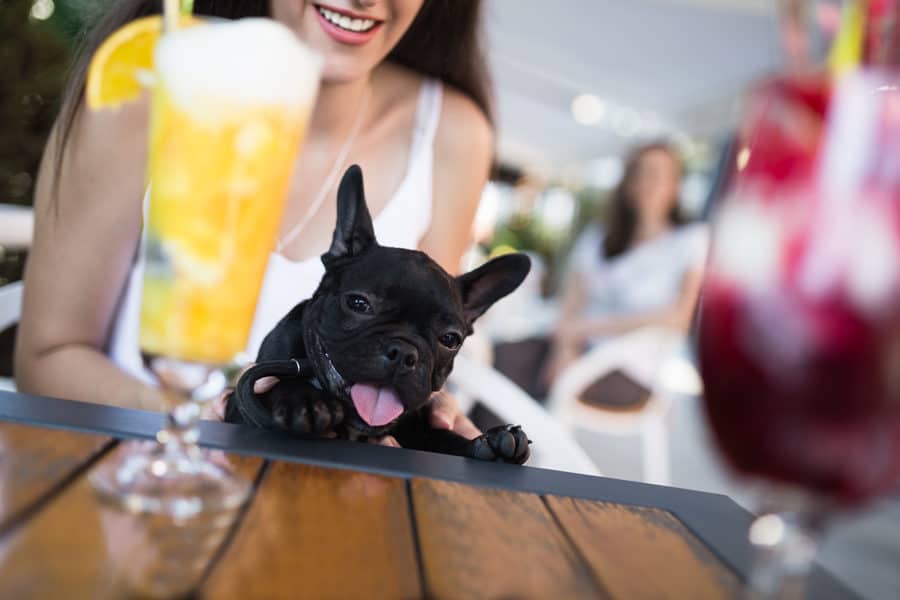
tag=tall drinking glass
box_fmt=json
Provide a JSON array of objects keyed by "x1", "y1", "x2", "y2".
[
  {"x1": 91, "y1": 18, "x2": 320, "y2": 516},
  {"x1": 699, "y1": 1, "x2": 900, "y2": 597}
]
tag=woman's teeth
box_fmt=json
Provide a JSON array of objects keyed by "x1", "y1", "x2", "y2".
[{"x1": 317, "y1": 7, "x2": 377, "y2": 33}]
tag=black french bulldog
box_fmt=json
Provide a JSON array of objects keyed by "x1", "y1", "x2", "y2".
[{"x1": 225, "y1": 165, "x2": 532, "y2": 464}]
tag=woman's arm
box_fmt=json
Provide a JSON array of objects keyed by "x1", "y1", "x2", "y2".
[
  {"x1": 545, "y1": 268, "x2": 590, "y2": 382},
  {"x1": 15, "y1": 100, "x2": 163, "y2": 410},
  {"x1": 415, "y1": 89, "x2": 491, "y2": 437},
  {"x1": 558, "y1": 266, "x2": 705, "y2": 344},
  {"x1": 419, "y1": 89, "x2": 493, "y2": 274}
]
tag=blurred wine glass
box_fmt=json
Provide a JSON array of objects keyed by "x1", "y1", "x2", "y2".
[{"x1": 699, "y1": 1, "x2": 900, "y2": 597}]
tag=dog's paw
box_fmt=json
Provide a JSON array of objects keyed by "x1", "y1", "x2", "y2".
[
  {"x1": 269, "y1": 383, "x2": 344, "y2": 435},
  {"x1": 468, "y1": 425, "x2": 530, "y2": 465}
]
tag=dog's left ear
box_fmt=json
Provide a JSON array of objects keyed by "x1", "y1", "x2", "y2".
[
  {"x1": 322, "y1": 165, "x2": 376, "y2": 268},
  {"x1": 456, "y1": 253, "x2": 531, "y2": 325}
]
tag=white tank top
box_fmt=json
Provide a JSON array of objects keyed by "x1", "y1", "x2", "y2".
[{"x1": 108, "y1": 80, "x2": 443, "y2": 383}]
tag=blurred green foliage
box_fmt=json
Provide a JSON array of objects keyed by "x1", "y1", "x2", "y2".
[
  {"x1": 486, "y1": 185, "x2": 610, "y2": 295},
  {"x1": 489, "y1": 213, "x2": 557, "y2": 265},
  {"x1": 0, "y1": 0, "x2": 107, "y2": 206}
]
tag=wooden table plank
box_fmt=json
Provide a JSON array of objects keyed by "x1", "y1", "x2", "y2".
[
  {"x1": 546, "y1": 496, "x2": 742, "y2": 599},
  {"x1": 0, "y1": 422, "x2": 112, "y2": 534},
  {"x1": 201, "y1": 461, "x2": 421, "y2": 600},
  {"x1": 0, "y1": 450, "x2": 262, "y2": 599},
  {"x1": 411, "y1": 478, "x2": 602, "y2": 599}
]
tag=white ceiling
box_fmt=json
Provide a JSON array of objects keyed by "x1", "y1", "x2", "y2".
[{"x1": 485, "y1": 0, "x2": 782, "y2": 175}]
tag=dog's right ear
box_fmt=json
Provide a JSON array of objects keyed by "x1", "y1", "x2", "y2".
[
  {"x1": 456, "y1": 253, "x2": 531, "y2": 326},
  {"x1": 322, "y1": 165, "x2": 376, "y2": 268}
]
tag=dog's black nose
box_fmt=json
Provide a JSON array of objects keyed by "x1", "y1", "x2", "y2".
[{"x1": 386, "y1": 340, "x2": 418, "y2": 373}]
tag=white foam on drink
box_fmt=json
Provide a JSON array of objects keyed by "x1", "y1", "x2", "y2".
[{"x1": 155, "y1": 18, "x2": 321, "y2": 112}]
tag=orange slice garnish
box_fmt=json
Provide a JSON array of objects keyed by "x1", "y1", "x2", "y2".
[{"x1": 86, "y1": 15, "x2": 197, "y2": 110}]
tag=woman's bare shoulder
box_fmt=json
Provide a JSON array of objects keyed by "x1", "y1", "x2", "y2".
[
  {"x1": 374, "y1": 62, "x2": 491, "y2": 137},
  {"x1": 422, "y1": 81, "x2": 493, "y2": 270},
  {"x1": 440, "y1": 85, "x2": 491, "y2": 131},
  {"x1": 433, "y1": 84, "x2": 492, "y2": 181}
]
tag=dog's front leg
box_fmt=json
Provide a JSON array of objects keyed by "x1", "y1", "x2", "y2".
[
  {"x1": 265, "y1": 378, "x2": 345, "y2": 436},
  {"x1": 392, "y1": 408, "x2": 531, "y2": 465}
]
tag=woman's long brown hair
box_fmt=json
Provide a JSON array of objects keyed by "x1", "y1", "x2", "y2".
[
  {"x1": 602, "y1": 141, "x2": 687, "y2": 260},
  {"x1": 52, "y1": 0, "x2": 492, "y2": 196}
]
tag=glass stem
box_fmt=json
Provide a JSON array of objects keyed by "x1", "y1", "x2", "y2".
[
  {"x1": 148, "y1": 356, "x2": 226, "y2": 462},
  {"x1": 161, "y1": 389, "x2": 202, "y2": 459},
  {"x1": 746, "y1": 508, "x2": 828, "y2": 600}
]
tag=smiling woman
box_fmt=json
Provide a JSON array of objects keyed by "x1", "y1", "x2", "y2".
[{"x1": 16, "y1": 0, "x2": 493, "y2": 447}]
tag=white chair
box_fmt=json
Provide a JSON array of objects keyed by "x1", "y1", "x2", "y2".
[
  {"x1": 0, "y1": 204, "x2": 34, "y2": 248},
  {"x1": 0, "y1": 203, "x2": 33, "y2": 392},
  {"x1": 448, "y1": 353, "x2": 600, "y2": 475},
  {"x1": 547, "y1": 326, "x2": 689, "y2": 485},
  {"x1": 0, "y1": 281, "x2": 23, "y2": 392}
]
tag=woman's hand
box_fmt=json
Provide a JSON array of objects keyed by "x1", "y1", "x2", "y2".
[
  {"x1": 200, "y1": 364, "x2": 279, "y2": 421},
  {"x1": 201, "y1": 391, "x2": 229, "y2": 421},
  {"x1": 542, "y1": 342, "x2": 581, "y2": 388},
  {"x1": 555, "y1": 320, "x2": 588, "y2": 346},
  {"x1": 544, "y1": 319, "x2": 590, "y2": 388},
  {"x1": 428, "y1": 390, "x2": 481, "y2": 439}
]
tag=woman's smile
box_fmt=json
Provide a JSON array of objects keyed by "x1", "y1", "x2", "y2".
[
  {"x1": 314, "y1": 3, "x2": 384, "y2": 44},
  {"x1": 270, "y1": 0, "x2": 423, "y2": 82}
]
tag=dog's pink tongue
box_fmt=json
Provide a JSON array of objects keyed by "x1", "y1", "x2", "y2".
[{"x1": 350, "y1": 384, "x2": 404, "y2": 426}]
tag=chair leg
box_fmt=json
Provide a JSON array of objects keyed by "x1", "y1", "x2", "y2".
[{"x1": 641, "y1": 413, "x2": 670, "y2": 486}]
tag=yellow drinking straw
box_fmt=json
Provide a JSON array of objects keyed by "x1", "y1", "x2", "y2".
[
  {"x1": 828, "y1": 0, "x2": 866, "y2": 75},
  {"x1": 163, "y1": 0, "x2": 179, "y2": 33}
]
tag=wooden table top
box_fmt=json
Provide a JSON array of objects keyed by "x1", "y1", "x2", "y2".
[{"x1": 0, "y1": 390, "x2": 856, "y2": 599}]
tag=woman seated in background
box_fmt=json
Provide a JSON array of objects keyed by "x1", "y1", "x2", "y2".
[{"x1": 546, "y1": 141, "x2": 708, "y2": 391}]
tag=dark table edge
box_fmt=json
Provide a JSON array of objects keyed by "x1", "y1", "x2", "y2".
[{"x1": 0, "y1": 391, "x2": 857, "y2": 599}]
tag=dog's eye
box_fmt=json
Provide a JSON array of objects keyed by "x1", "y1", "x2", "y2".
[
  {"x1": 345, "y1": 294, "x2": 373, "y2": 314},
  {"x1": 439, "y1": 332, "x2": 462, "y2": 350}
]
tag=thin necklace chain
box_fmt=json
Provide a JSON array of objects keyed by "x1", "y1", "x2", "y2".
[{"x1": 276, "y1": 85, "x2": 370, "y2": 254}]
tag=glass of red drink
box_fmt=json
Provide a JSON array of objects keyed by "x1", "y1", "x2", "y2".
[{"x1": 699, "y1": 2, "x2": 900, "y2": 597}]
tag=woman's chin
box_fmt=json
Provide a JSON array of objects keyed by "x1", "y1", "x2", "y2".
[
  {"x1": 288, "y1": 17, "x2": 388, "y2": 84},
  {"x1": 318, "y1": 56, "x2": 381, "y2": 85}
]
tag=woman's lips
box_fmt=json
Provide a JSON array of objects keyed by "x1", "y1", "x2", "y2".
[{"x1": 314, "y1": 4, "x2": 383, "y2": 46}]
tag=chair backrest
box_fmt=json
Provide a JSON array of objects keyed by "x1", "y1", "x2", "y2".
[
  {"x1": 0, "y1": 204, "x2": 34, "y2": 248},
  {"x1": 448, "y1": 354, "x2": 601, "y2": 476},
  {"x1": 0, "y1": 281, "x2": 23, "y2": 392},
  {"x1": 0, "y1": 281, "x2": 24, "y2": 333}
]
